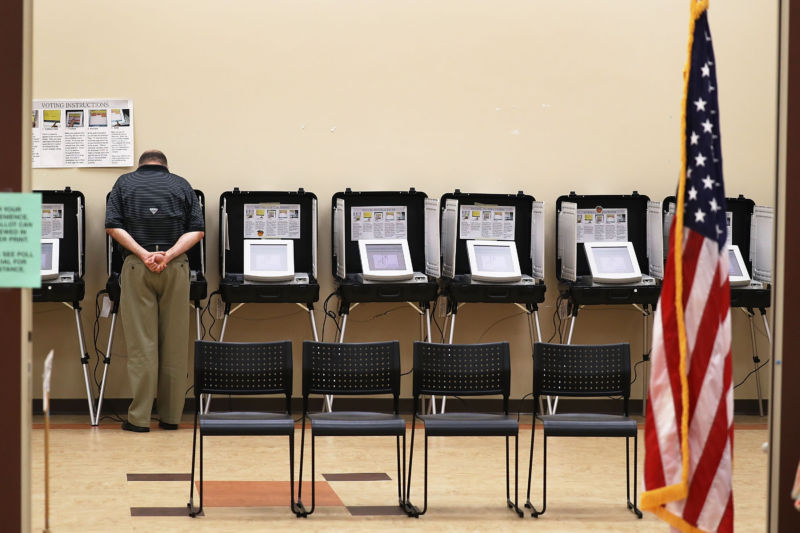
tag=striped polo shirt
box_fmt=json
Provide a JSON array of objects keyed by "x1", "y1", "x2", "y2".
[{"x1": 105, "y1": 164, "x2": 204, "y2": 252}]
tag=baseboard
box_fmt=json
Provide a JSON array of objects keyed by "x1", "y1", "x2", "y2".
[{"x1": 32, "y1": 397, "x2": 770, "y2": 418}]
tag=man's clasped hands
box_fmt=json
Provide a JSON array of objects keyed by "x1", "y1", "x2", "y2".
[{"x1": 142, "y1": 251, "x2": 171, "y2": 273}]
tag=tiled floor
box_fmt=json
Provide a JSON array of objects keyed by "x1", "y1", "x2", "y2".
[{"x1": 30, "y1": 415, "x2": 768, "y2": 532}]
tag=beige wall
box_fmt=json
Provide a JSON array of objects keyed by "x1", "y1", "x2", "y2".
[{"x1": 31, "y1": 0, "x2": 779, "y2": 404}]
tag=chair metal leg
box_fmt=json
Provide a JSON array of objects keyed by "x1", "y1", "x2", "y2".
[
  {"x1": 423, "y1": 433, "x2": 429, "y2": 515},
  {"x1": 295, "y1": 416, "x2": 309, "y2": 517},
  {"x1": 505, "y1": 435, "x2": 510, "y2": 503},
  {"x1": 187, "y1": 411, "x2": 200, "y2": 517},
  {"x1": 396, "y1": 435, "x2": 402, "y2": 505},
  {"x1": 396, "y1": 434, "x2": 407, "y2": 509},
  {"x1": 526, "y1": 435, "x2": 546, "y2": 517},
  {"x1": 296, "y1": 426, "x2": 317, "y2": 516},
  {"x1": 403, "y1": 419, "x2": 423, "y2": 516},
  {"x1": 402, "y1": 433, "x2": 408, "y2": 509},
  {"x1": 626, "y1": 436, "x2": 630, "y2": 504},
  {"x1": 506, "y1": 435, "x2": 523, "y2": 516},
  {"x1": 627, "y1": 434, "x2": 643, "y2": 518},
  {"x1": 310, "y1": 433, "x2": 317, "y2": 515},
  {"x1": 539, "y1": 436, "x2": 547, "y2": 516},
  {"x1": 525, "y1": 418, "x2": 537, "y2": 514},
  {"x1": 289, "y1": 432, "x2": 299, "y2": 515}
]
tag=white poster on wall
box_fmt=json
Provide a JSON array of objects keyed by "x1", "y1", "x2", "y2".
[
  {"x1": 350, "y1": 206, "x2": 407, "y2": 240},
  {"x1": 243, "y1": 203, "x2": 301, "y2": 239},
  {"x1": 576, "y1": 207, "x2": 628, "y2": 243},
  {"x1": 458, "y1": 205, "x2": 515, "y2": 240},
  {"x1": 32, "y1": 99, "x2": 134, "y2": 168}
]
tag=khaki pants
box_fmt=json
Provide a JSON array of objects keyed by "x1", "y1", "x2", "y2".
[{"x1": 120, "y1": 253, "x2": 190, "y2": 426}]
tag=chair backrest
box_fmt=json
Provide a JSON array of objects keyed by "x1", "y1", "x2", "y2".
[
  {"x1": 533, "y1": 342, "x2": 631, "y2": 414},
  {"x1": 302, "y1": 341, "x2": 401, "y2": 411},
  {"x1": 413, "y1": 342, "x2": 511, "y2": 412},
  {"x1": 194, "y1": 340, "x2": 293, "y2": 412}
]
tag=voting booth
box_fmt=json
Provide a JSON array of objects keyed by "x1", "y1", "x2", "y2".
[
  {"x1": 32, "y1": 188, "x2": 93, "y2": 423},
  {"x1": 556, "y1": 191, "x2": 662, "y2": 413},
  {"x1": 438, "y1": 190, "x2": 546, "y2": 345},
  {"x1": 664, "y1": 194, "x2": 774, "y2": 415},
  {"x1": 97, "y1": 189, "x2": 208, "y2": 426},
  {"x1": 331, "y1": 188, "x2": 440, "y2": 342},
  {"x1": 217, "y1": 188, "x2": 320, "y2": 341},
  {"x1": 556, "y1": 191, "x2": 662, "y2": 328}
]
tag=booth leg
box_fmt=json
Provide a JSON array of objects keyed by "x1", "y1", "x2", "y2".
[
  {"x1": 203, "y1": 303, "x2": 237, "y2": 413},
  {"x1": 641, "y1": 307, "x2": 650, "y2": 417},
  {"x1": 565, "y1": 313, "x2": 577, "y2": 345},
  {"x1": 425, "y1": 307, "x2": 432, "y2": 343},
  {"x1": 309, "y1": 306, "x2": 319, "y2": 341},
  {"x1": 338, "y1": 314, "x2": 348, "y2": 343},
  {"x1": 200, "y1": 312, "x2": 228, "y2": 414},
  {"x1": 195, "y1": 304, "x2": 202, "y2": 341},
  {"x1": 747, "y1": 310, "x2": 765, "y2": 417},
  {"x1": 761, "y1": 308, "x2": 772, "y2": 345},
  {"x1": 548, "y1": 308, "x2": 577, "y2": 415},
  {"x1": 73, "y1": 306, "x2": 96, "y2": 426},
  {"x1": 95, "y1": 311, "x2": 116, "y2": 426},
  {"x1": 219, "y1": 313, "x2": 229, "y2": 342},
  {"x1": 326, "y1": 303, "x2": 355, "y2": 413},
  {"x1": 416, "y1": 303, "x2": 435, "y2": 414},
  {"x1": 434, "y1": 307, "x2": 461, "y2": 414},
  {"x1": 533, "y1": 309, "x2": 542, "y2": 343},
  {"x1": 526, "y1": 308, "x2": 546, "y2": 415}
]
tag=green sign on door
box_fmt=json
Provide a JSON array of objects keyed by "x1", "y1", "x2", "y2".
[{"x1": 0, "y1": 192, "x2": 43, "y2": 288}]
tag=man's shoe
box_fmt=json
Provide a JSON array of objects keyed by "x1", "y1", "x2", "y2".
[
  {"x1": 121, "y1": 420, "x2": 150, "y2": 433},
  {"x1": 158, "y1": 421, "x2": 179, "y2": 430}
]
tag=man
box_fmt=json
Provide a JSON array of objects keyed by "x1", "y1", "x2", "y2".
[{"x1": 105, "y1": 150, "x2": 204, "y2": 432}]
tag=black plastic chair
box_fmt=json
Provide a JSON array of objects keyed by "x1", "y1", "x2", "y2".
[
  {"x1": 188, "y1": 340, "x2": 298, "y2": 517},
  {"x1": 295, "y1": 341, "x2": 406, "y2": 517},
  {"x1": 405, "y1": 341, "x2": 523, "y2": 518},
  {"x1": 525, "y1": 342, "x2": 641, "y2": 518}
]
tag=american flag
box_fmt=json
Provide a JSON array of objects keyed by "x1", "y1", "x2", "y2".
[{"x1": 640, "y1": 3, "x2": 734, "y2": 532}]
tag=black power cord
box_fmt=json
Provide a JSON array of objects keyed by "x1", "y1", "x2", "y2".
[
  {"x1": 321, "y1": 291, "x2": 341, "y2": 342},
  {"x1": 92, "y1": 289, "x2": 124, "y2": 423}
]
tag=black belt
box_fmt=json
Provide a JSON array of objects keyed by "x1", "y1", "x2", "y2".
[
  {"x1": 142, "y1": 243, "x2": 173, "y2": 252},
  {"x1": 122, "y1": 243, "x2": 173, "y2": 257}
]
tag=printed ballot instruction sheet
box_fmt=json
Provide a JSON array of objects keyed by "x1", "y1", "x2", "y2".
[
  {"x1": 576, "y1": 207, "x2": 628, "y2": 243},
  {"x1": 243, "y1": 203, "x2": 301, "y2": 239},
  {"x1": 32, "y1": 99, "x2": 134, "y2": 168},
  {"x1": 41, "y1": 204, "x2": 64, "y2": 239},
  {"x1": 459, "y1": 205, "x2": 515, "y2": 240},
  {"x1": 350, "y1": 206, "x2": 407, "y2": 240}
]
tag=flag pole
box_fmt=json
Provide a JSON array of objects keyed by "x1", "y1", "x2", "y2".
[
  {"x1": 640, "y1": 0, "x2": 709, "y2": 513},
  {"x1": 43, "y1": 401, "x2": 50, "y2": 533},
  {"x1": 42, "y1": 350, "x2": 54, "y2": 533},
  {"x1": 672, "y1": 0, "x2": 710, "y2": 499}
]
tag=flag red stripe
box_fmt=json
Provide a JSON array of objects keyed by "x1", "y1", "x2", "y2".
[
  {"x1": 682, "y1": 365, "x2": 732, "y2": 524},
  {"x1": 680, "y1": 231, "x2": 705, "y2": 307},
  {"x1": 686, "y1": 261, "x2": 727, "y2": 421},
  {"x1": 644, "y1": 393, "x2": 667, "y2": 489},
  {"x1": 717, "y1": 492, "x2": 734, "y2": 532}
]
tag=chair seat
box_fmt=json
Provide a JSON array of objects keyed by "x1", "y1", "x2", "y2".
[
  {"x1": 200, "y1": 411, "x2": 295, "y2": 436},
  {"x1": 538, "y1": 413, "x2": 637, "y2": 437},
  {"x1": 310, "y1": 411, "x2": 406, "y2": 436},
  {"x1": 420, "y1": 412, "x2": 518, "y2": 437}
]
